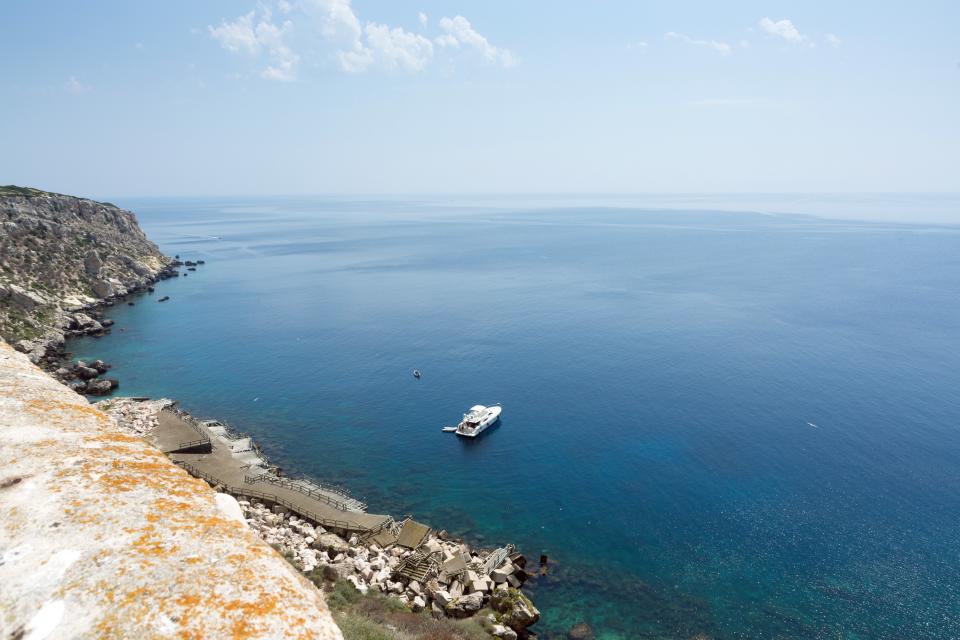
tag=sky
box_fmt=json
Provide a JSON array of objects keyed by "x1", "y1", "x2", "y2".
[{"x1": 1, "y1": 1, "x2": 958, "y2": 198}]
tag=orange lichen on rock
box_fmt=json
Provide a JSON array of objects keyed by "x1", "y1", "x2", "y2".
[{"x1": 0, "y1": 342, "x2": 343, "y2": 639}]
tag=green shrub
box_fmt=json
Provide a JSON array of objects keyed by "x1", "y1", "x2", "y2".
[
  {"x1": 327, "y1": 579, "x2": 363, "y2": 611},
  {"x1": 306, "y1": 564, "x2": 340, "y2": 587},
  {"x1": 335, "y1": 612, "x2": 398, "y2": 640}
]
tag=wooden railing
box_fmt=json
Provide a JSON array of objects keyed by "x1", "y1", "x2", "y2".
[
  {"x1": 175, "y1": 460, "x2": 375, "y2": 533},
  {"x1": 243, "y1": 474, "x2": 358, "y2": 512},
  {"x1": 167, "y1": 407, "x2": 211, "y2": 451}
]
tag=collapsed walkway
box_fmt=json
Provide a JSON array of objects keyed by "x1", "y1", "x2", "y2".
[{"x1": 156, "y1": 409, "x2": 393, "y2": 536}]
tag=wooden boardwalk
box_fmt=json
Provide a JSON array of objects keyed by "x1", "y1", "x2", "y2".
[{"x1": 159, "y1": 410, "x2": 392, "y2": 536}]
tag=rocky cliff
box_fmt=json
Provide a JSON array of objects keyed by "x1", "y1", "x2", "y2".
[
  {"x1": 0, "y1": 186, "x2": 171, "y2": 363},
  {"x1": 0, "y1": 341, "x2": 343, "y2": 639}
]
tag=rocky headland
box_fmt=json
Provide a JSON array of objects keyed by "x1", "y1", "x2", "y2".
[{"x1": 0, "y1": 186, "x2": 177, "y2": 367}]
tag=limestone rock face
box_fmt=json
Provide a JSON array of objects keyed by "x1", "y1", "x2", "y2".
[
  {"x1": 0, "y1": 188, "x2": 169, "y2": 349},
  {"x1": 490, "y1": 588, "x2": 541, "y2": 632},
  {"x1": 0, "y1": 282, "x2": 48, "y2": 310},
  {"x1": 90, "y1": 278, "x2": 113, "y2": 298},
  {"x1": 83, "y1": 249, "x2": 103, "y2": 276},
  {"x1": 445, "y1": 592, "x2": 484, "y2": 618},
  {"x1": 0, "y1": 342, "x2": 343, "y2": 640},
  {"x1": 314, "y1": 532, "x2": 351, "y2": 555}
]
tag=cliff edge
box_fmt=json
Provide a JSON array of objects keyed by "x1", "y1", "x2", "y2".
[
  {"x1": 0, "y1": 186, "x2": 170, "y2": 363},
  {"x1": 0, "y1": 341, "x2": 343, "y2": 639}
]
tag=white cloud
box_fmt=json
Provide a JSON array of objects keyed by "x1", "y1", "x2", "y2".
[
  {"x1": 303, "y1": 0, "x2": 437, "y2": 73},
  {"x1": 210, "y1": 1, "x2": 515, "y2": 76},
  {"x1": 209, "y1": 8, "x2": 299, "y2": 81},
  {"x1": 626, "y1": 41, "x2": 648, "y2": 51},
  {"x1": 64, "y1": 76, "x2": 90, "y2": 94},
  {"x1": 209, "y1": 11, "x2": 260, "y2": 54},
  {"x1": 758, "y1": 17, "x2": 805, "y2": 44},
  {"x1": 339, "y1": 22, "x2": 434, "y2": 72},
  {"x1": 665, "y1": 31, "x2": 732, "y2": 56},
  {"x1": 437, "y1": 16, "x2": 516, "y2": 67},
  {"x1": 825, "y1": 33, "x2": 843, "y2": 48},
  {"x1": 305, "y1": 0, "x2": 362, "y2": 44},
  {"x1": 434, "y1": 34, "x2": 459, "y2": 48}
]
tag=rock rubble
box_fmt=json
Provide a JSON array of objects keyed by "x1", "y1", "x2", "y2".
[{"x1": 236, "y1": 498, "x2": 540, "y2": 635}]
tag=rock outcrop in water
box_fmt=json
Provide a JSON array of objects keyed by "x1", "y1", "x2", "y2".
[{"x1": 0, "y1": 186, "x2": 172, "y2": 363}]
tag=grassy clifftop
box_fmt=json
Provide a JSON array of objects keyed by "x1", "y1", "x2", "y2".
[{"x1": 0, "y1": 185, "x2": 116, "y2": 206}]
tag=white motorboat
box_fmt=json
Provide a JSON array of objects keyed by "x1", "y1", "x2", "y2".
[{"x1": 453, "y1": 404, "x2": 501, "y2": 438}]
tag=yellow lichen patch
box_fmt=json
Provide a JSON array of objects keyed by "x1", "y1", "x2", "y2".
[
  {"x1": 119, "y1": 586, "x2": 153, "y2": 607},
  {"x1": 24, "y1": 397, "x2": 109, "y2": 426},
  {"x1": 90, "y1": 432, "x2": 142, "y2": 445},
  {"x1": 24, "y1": 438, "x2": 60, "y2": 449},
  {"x1": 130, "y1": 525, "x2": 180, "y2": 558},
  {"x1": 175, "y1": 593, "x2": 203, "y2": 608}
]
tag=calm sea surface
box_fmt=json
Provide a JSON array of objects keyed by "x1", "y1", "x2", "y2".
[{"x1": 71, "y1": 196, "x2": 960, "y2": 639}]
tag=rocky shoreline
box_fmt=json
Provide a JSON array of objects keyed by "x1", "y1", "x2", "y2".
[
  {"x1": 2, "y1": 187, "x2": 549, "y2": 638},
  {"x1": 39, "y1": 257, "x2": 202, "y2": 393},
  {"x1": 1, "y1": 189, "x2": 172, "y2": 363},
  {"x1": 100, "y1": 398, "x2": 542, "y2": 639}
]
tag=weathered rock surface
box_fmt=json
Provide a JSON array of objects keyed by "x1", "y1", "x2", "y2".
[
  {"x1": 0, "y1": 187, "x2": 169, "y2": 362},
  {"x1": 446, "y1": 592, "x2": 484, "y2": 618},
  {"x1": 0, "y1": 342, "x2": 343, "y2": 639},
  {"x1": 491, "y1": 587, "x2": 541, "y2": 632}
]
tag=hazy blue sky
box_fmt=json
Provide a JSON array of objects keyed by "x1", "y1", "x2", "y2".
[{"x1": 2, "y1": 1, "x2": 958, "y2": 197}]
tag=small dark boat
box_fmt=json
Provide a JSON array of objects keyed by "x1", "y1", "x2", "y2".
[{"x1": 413, "y1": 369, "x2": 422, "y2": 379}]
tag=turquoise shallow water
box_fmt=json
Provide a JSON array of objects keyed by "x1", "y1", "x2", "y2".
[{"x1": 71, "y1": 196, "x2": 960, "y2": 639}]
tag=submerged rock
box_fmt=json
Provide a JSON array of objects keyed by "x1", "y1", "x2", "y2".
[{"x1": 568, "y1": 622, "x2": 596, "y2": 639}]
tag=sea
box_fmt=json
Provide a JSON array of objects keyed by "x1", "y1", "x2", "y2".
[{"x1": 70, "y1": 194, "x2": 960, "y2": 639}]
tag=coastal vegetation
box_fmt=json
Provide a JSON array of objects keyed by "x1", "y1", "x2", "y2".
[
  {"x1": 323, "y1": 579, "x2": 491, "y2": 640},
  {"x1": 0, "y1": 185, "x2": 62, "y2": 197}
]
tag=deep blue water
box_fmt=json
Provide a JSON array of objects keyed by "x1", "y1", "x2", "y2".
[{"x1": 71, "y1": 197, "x2": 960, "y2": 639}]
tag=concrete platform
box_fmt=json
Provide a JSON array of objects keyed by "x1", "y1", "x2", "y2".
[
  {"x1": 151, "y1": 410, "x2": 210, "y2": 453},
  {"x1": 159, "y1": 410, "x2": 392, "y2": 535}
]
